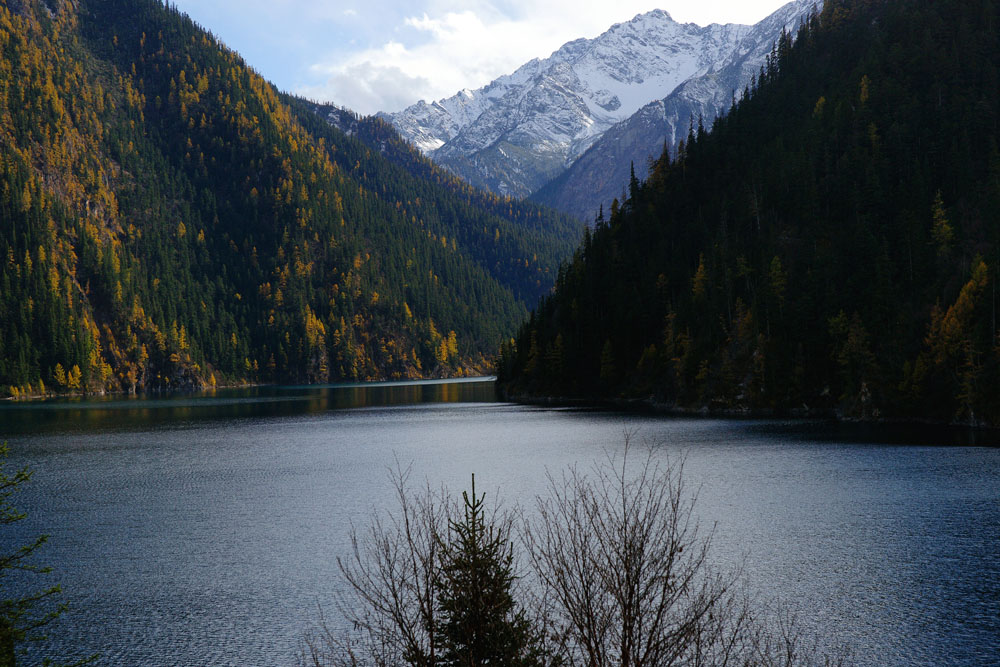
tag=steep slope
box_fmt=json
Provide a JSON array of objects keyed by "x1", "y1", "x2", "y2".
[
  {"x1": 532, "y1": 0, "x2": 819, "y2": 222},
  {"x1": 500, "y1": 0, "x2": 1000, "y2": 426},
  {"x1": 386, "y1": 11, "x2": 751, "y2": 198},
  {"x1": 304, "y1": 103, "x2": 581, "y2": 306},
  {"x1": 0, "y1": 0, "x2": 578, "y2": 397}
]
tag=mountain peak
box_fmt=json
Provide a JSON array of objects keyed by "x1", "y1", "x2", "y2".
[
  {"x1": 533, "y1": 0, "x2": 822, "y2": 221},
  {"x1": 386, "y1": 6, "x2": 759, "y2": 196},
  {"x1": 386, "y1": 1, "x2": 815, "y2": 199},
  {"x1": 626, "y1": 8, "x2": 675, "y2": 25}
]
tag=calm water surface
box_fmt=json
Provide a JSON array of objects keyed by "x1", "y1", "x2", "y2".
[{"x1": 1, "y1": 379, "x2": 998, "y2": 665}]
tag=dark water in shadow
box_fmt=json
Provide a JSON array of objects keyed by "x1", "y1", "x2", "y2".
[
  {"x1": 0, "y1": 377, "x2": 498, "y2": 435},
  {"x1": 1, "y1": 379, "x2": 998, "y2": 665}
]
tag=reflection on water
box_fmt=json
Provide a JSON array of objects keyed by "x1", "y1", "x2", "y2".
[
  {"x1": 0, "y1": 377, "x2": 498, "y2": 436},
  {"x1": 742, "y1": 418, "x2": 1000, "y2": 447}
]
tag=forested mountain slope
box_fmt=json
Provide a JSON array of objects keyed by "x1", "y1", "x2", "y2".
[
  {"x1": 500, "y1": 0, "x2": 1000, "y2": 425},
  {"x1": 0, "y1": 0, "x2": 579, "y2": 397},
  {"x1": 299, "y1": 102, "x2": 581, "y2": 307}
]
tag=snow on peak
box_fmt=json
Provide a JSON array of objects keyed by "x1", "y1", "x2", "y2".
[{"x1": 383, "y1": 1, "x2": 811, "y2": 198}]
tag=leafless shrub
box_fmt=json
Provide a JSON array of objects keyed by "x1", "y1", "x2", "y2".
[
  {"x1": 523, "y1": 435, "x2": 738, "y2": 666},
  {"x1": 522, "y1": 434, "x2": 844, "y2": 667},
  {"x1": 302, "y1": 462, "x2": 447, "y2": 667},
  {"x1": 306, "y1": 439, "x2": 846, "y2": 667}
]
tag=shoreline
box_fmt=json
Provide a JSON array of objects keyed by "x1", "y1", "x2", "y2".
[
  {"x1": 7, "y1": 379, "x2": 999, "y2": 441},
  {"x1": 0, "y1": 382, "x2": 262, "y2": 403},
  {"x1": 502, "y1": 390, "x2": 1000, "y2": 437},
  {"x1": 0, "y1": 375, "x2": 498, "y2": 403}
]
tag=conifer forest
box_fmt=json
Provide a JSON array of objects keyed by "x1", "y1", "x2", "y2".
[
  {"x1": 0, "y1": 0, "x2": 580, "y2": 396},
  {"x1": 500, "y1": 0, "x2": 1000, "y2": 426}
]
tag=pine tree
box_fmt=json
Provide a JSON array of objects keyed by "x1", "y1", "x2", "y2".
[
  {"x1": 434, "y1": 475, "x2": 546, "y2": 667},
  {"x1": 0, "y1": 445, "x2": 63, "y2": 666}
]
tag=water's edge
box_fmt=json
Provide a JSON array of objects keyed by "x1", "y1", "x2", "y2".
[{"x1": 503, "y1": 390, "x2": 1000, "y2": 445}]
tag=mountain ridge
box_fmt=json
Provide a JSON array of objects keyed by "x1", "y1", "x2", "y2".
[
  {"x1": 386, "y1": 2, "x2": 817, "y2": 204},
  {"x1": 532, "y1": 0, "x2": 820, "y2": 221},
  {"x1": 384, "y1": 9, "x2": 753, "y2": 198}
]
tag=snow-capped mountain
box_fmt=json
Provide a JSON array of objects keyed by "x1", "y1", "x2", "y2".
[
  {"x1": 533, "y1": 0, "x2": 821, "y2": 221},
  {"x1": 384, "y1": 10, "x2": 752, "y2": 198},
  {"x1": 384, "y1": 1, "x2": 818, "y2": 205}
]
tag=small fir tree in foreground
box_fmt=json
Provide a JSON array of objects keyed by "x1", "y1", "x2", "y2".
[{"x1": 434, "y1": 475, "x2": 547, "y2": 667}]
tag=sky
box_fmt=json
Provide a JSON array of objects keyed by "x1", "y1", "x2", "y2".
[{"x1": 170, "y1": 1, "x2": 795, "y2": 115}]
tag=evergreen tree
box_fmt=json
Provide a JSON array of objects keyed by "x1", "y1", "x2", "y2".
[
  {"x1": 502, "y1": 0, "x2": 1000, "y2": 425},
  {"x1": 0, "y1": 445, "x2": 66, "y2": 666},
  {"x1": 434, "y1": 475, "x2": 546, "y2": 667}
]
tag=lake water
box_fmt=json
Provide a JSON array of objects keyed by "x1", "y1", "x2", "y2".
[{"x1": 1, "y1": 379, "x2": 998, "y2": 666}]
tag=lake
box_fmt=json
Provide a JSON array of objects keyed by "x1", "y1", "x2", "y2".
[{"x1": 1, "y1": 378, "x2": 998, "y2": 665}]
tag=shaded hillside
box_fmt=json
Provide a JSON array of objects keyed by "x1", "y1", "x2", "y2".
[
  {"x1": 0, "y1": 0, "x2": 578, "y2": 397},
  {"x1": 298, "y1": 103, "x2": 582, "y2": 306},
  {"x1": 501, "y1": 0, "x2": 1000, "y2": 425}
]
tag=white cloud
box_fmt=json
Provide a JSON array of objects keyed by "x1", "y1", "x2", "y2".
[
  {"x1": 302, "y1": 59, "x2": 433, "y2": 114},
  {"x1": 300, "y1": 1, "x2": 791, "y2": 115}
]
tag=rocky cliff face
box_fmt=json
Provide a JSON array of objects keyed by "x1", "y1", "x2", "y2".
[
  {"x1": 532, "y1": 0, "x2": 821, "y2": 221},
  {"x1": 385, "y1": 1, "x2": 819, "y2": 218},
  {"x1": 384, "y1": 9, "x2": 753, "y2": 198}
]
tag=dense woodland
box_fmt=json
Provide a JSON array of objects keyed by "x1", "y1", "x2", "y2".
[
  {"x1": 292, "y1": 102, "x2": 581, "y2": 308},
  {"x1": 501, "y1": 0, "x2": 1000, "y2": 425},
  {"x1": 0, "y1": 0, "x2": 580, "y2": 396}
]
